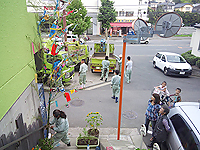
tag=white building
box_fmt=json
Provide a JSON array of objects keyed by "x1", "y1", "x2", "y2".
[
  {"x1": 190, "y1": 24, "x2": 200, "y2": 57},
  {"x1": 82, "y1": 0, "x2": 148, "y2": 35},
  {"x1": 27, "y1": 0, "x2": 148, "y2": 35}
]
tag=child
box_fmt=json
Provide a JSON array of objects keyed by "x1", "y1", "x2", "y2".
[
  {"x1": 154, "y1": 81, "x2": 170, "y2": 98},
  {"x1": 111, "y1": 70, "x2": 121, "y2": 103},
  {"x1": 169, "y1": 88, "x2": 182, "y2": 107}
]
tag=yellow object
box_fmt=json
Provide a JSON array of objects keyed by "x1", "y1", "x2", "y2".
[
  {"x1": 35, "y1": 74, "x2": 37, "y2": 83},
  {"x1": 70, "y1": 89, "x2": 75, "y2": 94}
]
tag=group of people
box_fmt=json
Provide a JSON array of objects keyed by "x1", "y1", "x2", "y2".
[{"x1": 144, "y1": 81, "x2": 182, "y2": 149}]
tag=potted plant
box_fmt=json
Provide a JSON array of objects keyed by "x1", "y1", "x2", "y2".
[
  {"x1": 85, "y1": 112, "x2": 103, "y2": 137},
  {"x1": 76, "y1": 128, "x2": 99, "y2": 148}
]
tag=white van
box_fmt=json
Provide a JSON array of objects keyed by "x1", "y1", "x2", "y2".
[{"x1": 67, "y1": 34, "x2": 78, "y2": 42}]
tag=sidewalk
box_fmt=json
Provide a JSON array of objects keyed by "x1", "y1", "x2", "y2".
[{"x1": 53, "y1": 127, "x2": 147, "y2": 150}]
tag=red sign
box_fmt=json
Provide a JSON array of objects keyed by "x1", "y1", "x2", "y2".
[{"x1": 44, "y1": 6, "x2": 55, "y2": 10}]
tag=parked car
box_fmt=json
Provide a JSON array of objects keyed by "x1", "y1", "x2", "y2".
[
  {"x1": 153, "y1": 52, "x2": 192, "y2": 77},
  {"x1": 166, "y1": 102, "x2": 200, "y2": 150}
]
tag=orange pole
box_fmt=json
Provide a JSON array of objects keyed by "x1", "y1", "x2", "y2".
[{"x1": 117, "y1": 35, "x2": 127, "y2": 140}]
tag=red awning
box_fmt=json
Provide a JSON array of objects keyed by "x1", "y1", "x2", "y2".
[{"x1": 110, "y1": 22, "x2": 132, "y2": 27}]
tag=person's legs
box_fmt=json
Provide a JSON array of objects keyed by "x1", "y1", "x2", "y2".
[
  {"x1": 105, "y1": 68, "x2": 109, "y2": 81},
  {"x1": 100, "y1": 69, "x2": 104, "y2": 79},
  {"x1": 144, "y1": 117, "x2": 150, "y2": 132},
  {"x1": 83, "y1": 75, "x2": 86, "y2": 88},
  {"x1": 52, "y1": 132, "x2": 64, "y2": 147},
  {"x1": 151, "y1": 121, "x2": 156, "y2": 131},
  {"x1": 129, "y1": 70, "x2": 132, "y2": 82},
  {"x1": 112, "y1": 86, "x2": 116, "y2": 98},
  {"x1": 61, "y1": 133, "x2": 70, "y2": 145},
  {"x1": 125, "y1": 71, "x2": 129, "y2": 83}
]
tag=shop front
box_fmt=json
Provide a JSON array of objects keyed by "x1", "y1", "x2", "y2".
[{"x1": 110, "y1": 22, "x2": 132, "y2": 36}]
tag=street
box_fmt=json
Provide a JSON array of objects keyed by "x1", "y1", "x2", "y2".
[{"x1": 47, "y1": 35, "x2": 200, "y2": 131}]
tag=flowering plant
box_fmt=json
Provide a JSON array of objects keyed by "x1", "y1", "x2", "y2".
[{"x1": 85, "y1": 112, "x2": 103, "y2": 130}]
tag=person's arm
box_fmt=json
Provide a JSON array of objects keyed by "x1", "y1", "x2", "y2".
[
  {"x1": 49, "y1": 117, "x2": 56, "y2": 125},
  {"x1": 162, "y1": 119, "x2": 171, "y2": 132},
  {"x1": 53, "y1": 119, "x2": 67, "y2": 132},
  {"x1": 79, "y1": 64, "x2": 83, "y2": 75}
]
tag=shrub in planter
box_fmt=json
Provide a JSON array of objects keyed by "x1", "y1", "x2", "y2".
[
  {"x1": 185, "y1": 56, "x2": 198, "y2": 66},
  {"x1": 196, "y1": 59, "x2": 200, "y2": 68}
]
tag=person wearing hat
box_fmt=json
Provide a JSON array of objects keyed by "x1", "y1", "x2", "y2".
[
  {"x1": 100, "y1": 56, "x2": 110, "y2": 82},
  {"x1": 78, "y1": 59, "x2": 88, "y2": 89},
  {"x1": 111, "y1": 70, "x2": 121, "y2": 103}
]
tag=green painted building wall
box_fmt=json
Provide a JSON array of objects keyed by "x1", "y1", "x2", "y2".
[{"x1": 0, "y1": 0, "x2": 40, "y2": 120}]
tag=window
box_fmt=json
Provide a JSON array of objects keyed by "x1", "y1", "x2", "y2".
[
  {"x1": 170, "y1": 114, "x2": 199, "y2": 149},
  {"x1": 119, "y1": 11, "x2": 124, "y2": 16},
  {"x1": 161, "y1": 55, "x2": 166, "y2": 62},
  {"x1": 126, "y1": 11, "x2": 134, "y2": 17},
  {"x1": 156, "y1": 53, "x2": 162, "y2": 59},
  {"x1": 198, "y1": 40, "x2": 200, "y2": 51},
  {"x1": 186, "y1": 7, "x2": 191, "y2": 10}
]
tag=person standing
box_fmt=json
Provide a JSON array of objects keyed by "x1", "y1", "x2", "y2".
[
  {"x1": 115, "y1": 54, "x2": 122, "y2": 76},
  {"x1": 147, "y1": 105, "x2": 171, "y2": 149},
  {"x1": 125, "y1": 56, "x2": 133, "y2": 84},
  {"x1": 79, "y1": 59, "x2": 88, "y2": 89},
  {"x1": 100, "y1": 56, "x2": 110, "y2": 82},
  {"x1": 49, "y1": 109, "x2": 71, "y2": 148},
  {"x1": 111, "y1": 70, "x2": 121, "y2": 103},
  {"x1": 144, "y1": 93, "x2": 161, "y2": 137}
]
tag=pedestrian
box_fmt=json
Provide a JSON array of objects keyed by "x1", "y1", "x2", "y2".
[
  {"x1": 125, "y1": 56, "x2": 133, "y2": 83},
  {"x1": 111, "y1": 70, "x2": 121, "y2": 103},
  {"x1": 78, "y1": 59, "x2": 88, "y2": 89},
  {"x1": 115, "y1": 54, "x2": 122, "y2": 76},
  {"x1": 144, "y1": 93, "x2": 161, "y2": 139},
  {"x1": 147, "y1": 105, "x2": 171, "y2": 149},
  {"x1": 100, "y1": 56, "x2": 110, "y2": 82},
  {"x1": 49, "y1": 109, "x2": 71, "y2": 148}
]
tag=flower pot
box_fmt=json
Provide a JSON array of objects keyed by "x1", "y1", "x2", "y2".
[
  {"x1": 88, "y1": 129, "x2": 99, "y2": 138},
  {"x1": 76, "y1": 136, "x2": 99, "y2": 148}
]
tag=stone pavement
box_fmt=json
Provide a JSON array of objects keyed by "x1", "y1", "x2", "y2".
[{"x1": 53, "y1": 127, "x2": 147, "y2": 150}]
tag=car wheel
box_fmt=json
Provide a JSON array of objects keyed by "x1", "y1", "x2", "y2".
[
  {"x1": 153, "y1": 61, "x2": 157, "y2": 68},
  {"x1": 164, "y1": 68, "x2": 168, "y2": 75},
  {"x1": 145, "y1": 41, "x2": 149, "y2": 44},
  {"x1": 91, "y1": 69, "x2": 94, "y2": 73}
]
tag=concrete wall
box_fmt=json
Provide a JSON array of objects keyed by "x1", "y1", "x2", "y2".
[
  {"x1": 0, "y1": 0, "x2": 41, "y2": 135},
  {"x1": 191, "y1": 28, "x2": 200, "y2": 57}
]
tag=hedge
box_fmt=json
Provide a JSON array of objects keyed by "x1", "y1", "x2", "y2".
[{"x1": 181, "y1": 50, "x2": 200, "y2": 68}]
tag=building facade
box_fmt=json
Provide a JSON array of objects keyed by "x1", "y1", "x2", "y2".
[
  {"x1": 0, "y1": 0, "x2": 43, "y2": 147},
  {"x1": 174, "y1": 3, "x2": 193, "y2": 13}
]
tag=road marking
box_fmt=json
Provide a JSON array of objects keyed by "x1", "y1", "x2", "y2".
[{"x1": 85, "y1": 82, "x2": 111, "y2": 90}]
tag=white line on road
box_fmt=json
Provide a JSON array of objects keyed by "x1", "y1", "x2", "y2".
[{"x1": 85, "y1": 82, "x2": 111, "y2": 90}]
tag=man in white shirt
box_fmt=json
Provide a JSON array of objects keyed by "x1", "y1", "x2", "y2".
[
  {"x1": 78, "y1": 59, "x2": 88, "y2": 89},
  {"x1": 125, "y1": 56, "x2": 133, "y2": 84}
]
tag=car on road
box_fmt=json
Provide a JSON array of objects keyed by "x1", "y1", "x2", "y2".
[
  {"x1": 167, "y1": 102, "x2": 200, "y2": 150},
  {"x1": 153, "y1": 52, "x2": 192, "y2": 77}
]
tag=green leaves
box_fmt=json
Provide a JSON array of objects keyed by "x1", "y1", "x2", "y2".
[
  {"x1": 85, "y1": 112, "x2": 103, "y2": 130},
  {"x1": 98, "y1": 0, "x2": 117, "y2": 29},
  {"x1": 65, "y1": 0, "x2": 91, "y2": 37}
]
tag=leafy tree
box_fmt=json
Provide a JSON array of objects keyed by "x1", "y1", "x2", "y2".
[
  {"x1": 65, "y1": 0, "x2": 91, "y2": 38},
  {"x1": 98, "y1": 0, "x2": 117, "y2": 37},
  {"x1": 147, "y1": 7, "x2": 165, "y2": 25}
]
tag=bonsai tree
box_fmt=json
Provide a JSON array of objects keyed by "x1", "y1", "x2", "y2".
[
  {"x1": 98, "y1": 0, "x2": 117, "y2": 38},
  {"x1": 65, "y1": 0, "x2": 91, "y2": 39}
]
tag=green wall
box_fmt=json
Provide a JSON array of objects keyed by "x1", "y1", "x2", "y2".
[{"x1": 0, "y1": 0, "x2": 40, "y2": 119}]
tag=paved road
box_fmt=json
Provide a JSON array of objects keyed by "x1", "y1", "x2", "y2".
[{"x1": 46, "y1": 36, "x2": 200, "y2": 132}]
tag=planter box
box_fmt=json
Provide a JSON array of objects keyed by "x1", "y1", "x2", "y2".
[{"x1": 76, "y1": 137, "x2": 99, "y2": 149}]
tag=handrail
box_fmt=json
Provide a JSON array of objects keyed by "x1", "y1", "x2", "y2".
[{"x1": 0, "y1": 126, "x2": 46, "y2": 150}]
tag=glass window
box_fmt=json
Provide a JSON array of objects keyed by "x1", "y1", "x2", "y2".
[
  {"x1": 166, "y1": 55, "x2": 186, "y2": 63},
  {"x1": 119, "y1": 11, "x2": 124, "y2": 16},
  {"x1": 198, "y1": 41, "x2": 200, "y2": 51},
  {"x1": 161, "y1": 55, "x2": 166, "y2": 61},
  {"x1": 156, "y1": 53, "x2": 162, "y2": 59},
  {"x1": 186, "y1": 7, "x2": 191, "y2": 10},
  {"x1": 170, "y1": 114, "x2": 199, "y2": 150},
  {"x1": 126, "y1": 11, "x2": 134, "y2": 17}
]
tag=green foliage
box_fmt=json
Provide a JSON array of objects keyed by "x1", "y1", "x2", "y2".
[
  {"x1": 173, "y1": 34, "x2": 192, "y2": 37},
  {"x1": 98, "y1": 0, "x2": 117, "y2": 29},
  {"x1": 196, "y1": 59, "x2": 200, "y2": 68},
  {"x1": 173, "y1": 0, "x2": 200, "y2": 4},
  {"x1": 65, "y1": 0, "x2": 91, "y2": 37},
  {"x1": 39, "y1": 138, "x2": 54, "y2": 150},
  {"x1": 175, "y1": 10, "x2": 200, "y2": 26},
  {"x1": 181, "y1": 50, "x2": 200, "y2": 66},
  {"x1": 85, "y1": 112, "x2": 103, "y2": 130},
  {"x1": 147, "y1": 7, "x2": 165, "y2": 25}
]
